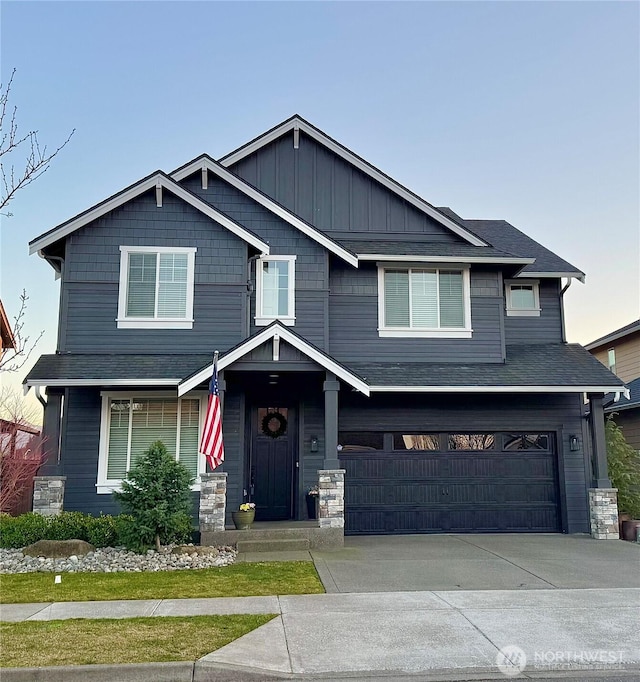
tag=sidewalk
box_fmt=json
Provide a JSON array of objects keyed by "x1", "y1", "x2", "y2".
[{"x1": 2, "y1": 588, "x2": 640, "y2": 680}]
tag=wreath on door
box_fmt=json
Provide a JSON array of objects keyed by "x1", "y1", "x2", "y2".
[{"x1": 261, "y1": 411, "x2": 287, "y2": 439}]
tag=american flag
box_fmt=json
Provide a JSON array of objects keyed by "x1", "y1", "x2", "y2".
[{"x1": 199, "y1": 355, "x2": 224, "y2": 470}]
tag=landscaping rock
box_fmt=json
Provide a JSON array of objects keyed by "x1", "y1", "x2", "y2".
[
  {"x1": 22, "y1": 539, "x2": 95, "y2": 558},
  {"x1": 1, "y1": 544, "x2": 236, "y2": 574}
]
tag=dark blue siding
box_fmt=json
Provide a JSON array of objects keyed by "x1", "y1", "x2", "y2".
[
  {"x1": 504, "y1": 279, "x2": 564, "y2": 344},
  {"x1": 329, "y1": 262, "x2": 504, "y2": 363},
  {"x1": 61, "y1": 190, "x2": 248, "y2": 354},
  {"x1": 228, "y1": 131, "x2": 460, "y2": 239}
]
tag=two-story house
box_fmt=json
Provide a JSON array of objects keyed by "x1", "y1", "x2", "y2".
[
  {"x1": 25, "y1": 116, "x2": 624, "y2": 539},
  {"x1": 586, "y1": 320, "x2": 640, "y2": 452}
]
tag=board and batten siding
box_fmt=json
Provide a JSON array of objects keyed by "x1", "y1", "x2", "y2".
[
  {"x1": 338, "y1": 391, "x2": 589, "y2": 533},
  {"x1": 58, "y1": 190, "x2": 249, "y2": 354},
  {"x1": 503, "y1": 279, "x2": 564, "y2": 345},
  {"x1": 329, "y1": 262, "x2": 504, "y2": 363},
  {"x1": 228, "y1": 131, "x2": 461, "y2": 240}
]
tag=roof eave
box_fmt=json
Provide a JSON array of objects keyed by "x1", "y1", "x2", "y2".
[{"x1": 367, "y1": 384, "x2": 625, "y2": 394}]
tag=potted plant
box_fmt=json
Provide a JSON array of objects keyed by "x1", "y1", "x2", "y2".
[
  {"x1": 606, "y1": 416, "x2": 640, "y2": 540},
  {"x1": 306, "y1": 487, "x2": 319, "y2": 520},
  {"x1": 231, "y1": 502, "x2": 256, "y2": 530}
]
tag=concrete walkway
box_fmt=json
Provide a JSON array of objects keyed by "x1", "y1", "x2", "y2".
[{"x1": 3, "y1": 588, "x2": 640, "y2": 679}]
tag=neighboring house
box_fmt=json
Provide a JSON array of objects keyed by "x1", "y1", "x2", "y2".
[
  {"x1": 0, "y1": 299, "x2": 16, "y2": 362},
  {"x1": 25, "y1": 115, "x2": 623, "y2": 536},
  {"x1": 586, "y1": 320, "x2": 640, "y2": 451}
]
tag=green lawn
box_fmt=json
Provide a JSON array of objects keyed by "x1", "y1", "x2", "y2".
[
  {"x1": 0, "y1": 561, "x2": 324, "y2": 604},
  {"x1": 1, "y1": 615, "x2": 275, "y2": 667}
]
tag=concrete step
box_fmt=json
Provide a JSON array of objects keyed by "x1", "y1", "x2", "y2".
[{"x1": 236, "y1": 537, "x2": 310, "y2": 553}]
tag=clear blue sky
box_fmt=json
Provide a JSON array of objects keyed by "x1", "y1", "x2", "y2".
[{"x1": 1, "y1": 1, "x2": 639, "y2": 405}]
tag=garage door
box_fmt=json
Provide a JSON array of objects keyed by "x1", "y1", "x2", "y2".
[{"x1": 339, "y1": 432, "x2": 560, "y2": 534}]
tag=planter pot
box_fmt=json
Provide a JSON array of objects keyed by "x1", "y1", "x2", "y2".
[
  {"x1": 231, "y1": 510, "x2": 255, "y2": 530},
  {"x1": 621, "y1": 519, "x2": 640, "y2": 542},
  {"x1": 306, "y1": 494, "x2": 318, "y2": 520},
  {"x1": 618, "y1": 513, "x2": 631, "y2": 539}
]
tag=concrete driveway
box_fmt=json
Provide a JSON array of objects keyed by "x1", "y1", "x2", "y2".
[{"x1": 311, "y1": 534, "x2": 640, "y2": 592}]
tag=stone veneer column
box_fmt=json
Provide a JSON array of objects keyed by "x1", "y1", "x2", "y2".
[
  {"x1": 32, "y1": 476, "x2": 66, "y2": 516},
  {"x1": 589, "y1": 488, "x2": 619, "y2": 540},
  {"x1": 199, "y1": 473, "x2": 227, "y2": 533},
  {"x1": 318, "y1": 469, "x2": 345, "y2": 529}
]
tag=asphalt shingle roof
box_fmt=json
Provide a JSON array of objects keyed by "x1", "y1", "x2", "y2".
[
  {"x1": 604, "y1": 376, "x2": 640, "y2": 412},
  {"x1": 348, "y1": 344, "x2": 623, "y2": 388},
  {"x1": 25, "y1": 346, "x2": 622, "y2": 392},
  {"x1": 336, "y1": 240, "x2": 524, "y2": 261},
  {"x1": 24, "y1": 354, "x2": 212, "y2": 384}
]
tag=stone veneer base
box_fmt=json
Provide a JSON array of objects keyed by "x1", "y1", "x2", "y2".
[{"x1": 588, "y1": 488, "x2": 619, "y2": 540}]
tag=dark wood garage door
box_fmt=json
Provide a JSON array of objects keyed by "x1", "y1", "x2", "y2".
[{"x1": 339, "y1": 432, "x2": 560, "y2": 534}]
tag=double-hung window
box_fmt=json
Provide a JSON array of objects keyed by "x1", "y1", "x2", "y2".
[
  {"x1": 255, "y1": 256, "x2": 296, "y2": 326},
  {"x1": 97, "y1": 393, "x2": 203, "y2": 493},
  {"x1": 117, "y1": 246, "x2": 196, "y2": 329},
  {"x1": 505, "y1": 279, "x2": 540, "y2": 317},
  {"x1": 378, "y1": 265, "x2": 472, "y2": 338}
]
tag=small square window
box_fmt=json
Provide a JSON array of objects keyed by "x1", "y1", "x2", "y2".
[{"x1": 505, "y1": 280, "x2": 540, "y2": 317}]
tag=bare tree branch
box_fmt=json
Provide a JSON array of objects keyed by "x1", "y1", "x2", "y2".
[
  {"x1": 0, "y1": 68, "x2": 75, "y2": 214},
  {"x1": 0, "y1": 290, "x2": 45, "y2": 373}
]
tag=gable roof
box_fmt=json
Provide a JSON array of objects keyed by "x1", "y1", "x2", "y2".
[
  {"x1": 585, "y1": 319, "x2": 640, "y2": 350},
  {"x1": 218, "y1": 115, "x2": 488, "y2": 248},
  {"x1": 171, "y1": 155, "x2": 358, "y2": 267},
  {"x1": 178, "y1": 322, "x2": 370, "y2": 396},
  {"x1": 29, "y1": 171, "x2": 270, "y2": 256}
]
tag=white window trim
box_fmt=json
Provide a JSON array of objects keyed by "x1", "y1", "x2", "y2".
[
  {"x1": 117, "y1": 246, "x2": 197, "y2": 329},
  {"x1": 255, "y1": 255, "x2": 296, "y2": 326},
  {"x1": 377, "y1": 264, "x2": 472, "y2": 338},
  {"x1": 505, "y1": 279, "x2": 541, "y2": 317},
  {"x1": 96, "y1": 390, "x2": 206, "y2": 494}
]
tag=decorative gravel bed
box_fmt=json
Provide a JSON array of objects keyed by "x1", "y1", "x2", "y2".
[{"x1": 0, "y1": 545, "x2": 237, "y2": 574}]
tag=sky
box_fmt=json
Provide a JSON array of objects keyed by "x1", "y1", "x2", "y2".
[{"x1": 1, "y1": 1, "x2": 639, "y2": 419}]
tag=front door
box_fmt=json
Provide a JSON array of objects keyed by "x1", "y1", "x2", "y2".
[{"x1": 250, "y1": 407, "x2": 296, "y2": 521}]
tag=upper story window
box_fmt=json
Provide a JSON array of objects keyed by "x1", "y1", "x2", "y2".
[
  {"x1": 607, "y1": 348, "x2": 616, "y2": 374},
  {"x1": 117, "y1": 246, "x2": 196, "y2": 329},
  {"x1": 377, "y1": 265, "x2": 472, "y2": 338},
  {"x1": 255, "y1": 256, "x2": 296, "y2": 326},
  {"x1": 505, "y1": 279, "x2": 540, "y2": 317}
]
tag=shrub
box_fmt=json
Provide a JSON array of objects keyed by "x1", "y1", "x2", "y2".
[
  {"x1": 112, "y1": 440, "x2": 194, "y2": 552},
  {"x1": 0, "y1": 511, "x2": 133, "y2": 549},
  {"x1": 86, "y1": 514, "x2": 124, "y2": 548},
  {"x1": 47, "y1": 512, "x2": 90, "y2": 541},
  {"x1": 606, "y1": 416, "x2": 640, "y2": 518},
  {"x1": 0, "y1": 512, "x2": 49, "y2": 548}
]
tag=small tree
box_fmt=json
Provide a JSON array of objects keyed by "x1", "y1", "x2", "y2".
[
  {"x1": 606, "y1": 415, "x2": 640, "y2": 518},
  {"x1": 113, "y1": 441, "x2": 194, "y2": 552},
  {"x1": 0, "y1": 388, "x2": 46, "y2": 514}
]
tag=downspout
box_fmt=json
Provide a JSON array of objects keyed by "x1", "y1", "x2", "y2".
[
  {"x1": 559, "y1": 278, "x2": 573, "y2": 343},
  {"x1": 41, "y1": 254, "x2": 66, "y2": 351},
  {"x1": 34, "y1": 385, "x2": 47, "y2": 409},
  {"x1": 246, "y1": 253, "x2": 262, "y2": 338}
]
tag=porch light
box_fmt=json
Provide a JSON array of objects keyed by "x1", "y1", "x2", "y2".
[
  {"x1": 569, "y1": 435, "x2": 580, "y2": 452},
  {"x1": 310, "y1": 436, "x2": 319, "y2": 452}
]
